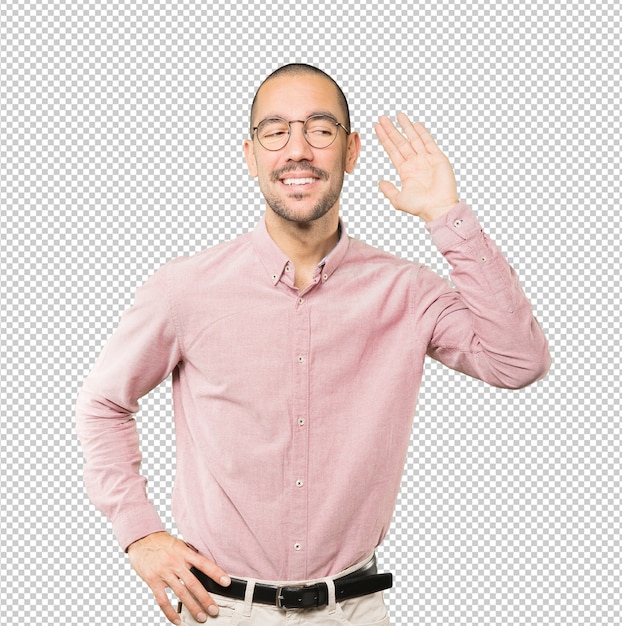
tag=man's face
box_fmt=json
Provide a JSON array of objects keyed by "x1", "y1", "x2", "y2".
[{"x1": 244, "y1": 74, "x2": 360, "y2": 224}]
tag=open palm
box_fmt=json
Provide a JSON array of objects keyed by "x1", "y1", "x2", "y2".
[{"x1": 375, "y1": 113, "x2": 459, "y2": 222}]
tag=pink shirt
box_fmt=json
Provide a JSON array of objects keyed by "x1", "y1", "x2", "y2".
[{"x1": 75, "y1": 203, "x2": 550, "y2": 580}]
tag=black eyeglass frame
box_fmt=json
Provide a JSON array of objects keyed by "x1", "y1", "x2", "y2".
[{"x1": 251, "y1": 114, "x2": 351, "y2": 151}]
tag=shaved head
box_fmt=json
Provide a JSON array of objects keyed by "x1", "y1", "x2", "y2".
[{"x1": 250, "y1": 64, "x2": 351, "y2": 135}]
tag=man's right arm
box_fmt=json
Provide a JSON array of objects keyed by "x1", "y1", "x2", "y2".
[
  {"x1": 75, "y1": 266, "x2": 180, "y2": 549},
  {"x1": 75, "y1": 263, "x2": 230, "y2": 624}
]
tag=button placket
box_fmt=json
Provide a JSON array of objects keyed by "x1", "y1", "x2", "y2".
[{"x1": 290, "y1": 298, "x2": 310, "y2": 576}]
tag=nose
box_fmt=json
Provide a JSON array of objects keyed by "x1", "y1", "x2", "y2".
[{"x1": 284, "y1": 121, "x2": 314, "y2": 160}]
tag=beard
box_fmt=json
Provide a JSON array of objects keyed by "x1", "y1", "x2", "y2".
[
  {"x1": 260, "y1": 161, "x2": 344, "y2": 224},
  {"x1": 263, "y1": 184, "x2": 343, "y2": 223}
]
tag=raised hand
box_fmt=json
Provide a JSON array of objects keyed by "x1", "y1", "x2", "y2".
[
  {"x1": 127, "y1": 531, "x2": 231, "y2": 624},
  {"x1": 374, "y1": 113, "x2": 459, "y2": 222}
]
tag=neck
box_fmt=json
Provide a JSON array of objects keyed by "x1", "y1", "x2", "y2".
[{"x1": 265, "y1": 206, "x2": 340, "y2": 286}]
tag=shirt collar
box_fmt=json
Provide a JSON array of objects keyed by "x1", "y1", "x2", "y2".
[{"x1": 251, "y1": 215, "x2": 349, "y2": 287}]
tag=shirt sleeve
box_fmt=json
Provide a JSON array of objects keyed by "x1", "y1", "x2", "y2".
[
  {"x1": 417, "y1": 202, "x2": 551, "y2": 389},
  {"x1": 75, "y1": 262, "x2": 182, "y2": 550}
]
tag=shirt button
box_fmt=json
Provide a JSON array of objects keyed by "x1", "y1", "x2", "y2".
[
  {"x1": 272, "y1": 274, "x2": 278, "y2": 281},
  {"x1": 298, "y1": 418, "x2": 305, "y2": 426},
  {"x1": 285, "y1": 265, "x2": 291, "y2": 272},
  {"x1": 453, "y1": 219, "x2": 463, "y2": 228},
  {"x1": 322, "y1": 273, "x2": 328, "y2": 281},
  {"x1": 480, "y1": 256, "x2": 487, "y2": 262},
  {"x1": 296, "y1": 479, "x2": 304, "y2": 487},
  {"x1": 298, "y1": 297, "x2": 304, "y2": 305},
  {"x1": 294, "y1": 543, "x2": 302, "y2": 551},
  {"x1": 297, "y1": 355, "x2": 304, "y2": 363}
]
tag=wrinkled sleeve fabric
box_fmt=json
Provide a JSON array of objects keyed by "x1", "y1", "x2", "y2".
[
  {"x1": 417, "y1": 202, "x2": 550, "y2": 388},
  {"x1": 75, "y1": 263, "x2": 182, "y2": 550}
]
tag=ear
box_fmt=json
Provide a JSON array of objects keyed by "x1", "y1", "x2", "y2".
[
  {"x1": 243, "y1": 138, "x2": 258, "y2": 178},
  {"x1": 344, "y1": 132, "x2": 361, "y2": 174}
]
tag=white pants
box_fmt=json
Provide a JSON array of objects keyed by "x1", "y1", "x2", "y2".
[
  {"x1": 180, "y1": 555, "x2": 390, "y2": 626},
  {"x1": 180, "y1": 591, "x2": 389, "y2": 625}
]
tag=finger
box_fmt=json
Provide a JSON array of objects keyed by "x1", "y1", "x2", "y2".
[
  {"x1": 396, "y1": 112, "x2": 427, "y2": 153},
  {"x1": 179, "y1": 553, "x2": 231, "y2": 620},
  {"x1": 152, "y1": 583, "x2": 183, "y2": 625},
  {"x1": 374, "y1": 121, "x2": 405, "y2": 169},
  {"x1": 378, "y1": 180, "x2": 400, "y2": 207},
  {"x1": 170, "y1": 575, "x2": 214, "y2": 622},
  {"x1": 377, "y1": 115, "x2": 416, "y2": 161},
  {"x1": 411, "y1": 120, "x2": 443, "y2": 155},
  {"x1": 176, "y1": 570, "x2": 222, "y2": 620},
  {"x1": 189, "y1": 553, "x2": 231, "y2": 588}
]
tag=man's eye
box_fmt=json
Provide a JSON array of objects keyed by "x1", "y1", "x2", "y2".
[
  {"x1": 308, "y1": 127, "x2": 333, "y2": 136},
  {"x1": 264, "y1": 129, "x2": 288, "y2": 138}
]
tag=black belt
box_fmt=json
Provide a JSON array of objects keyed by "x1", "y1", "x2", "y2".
[{"x1": 190, "y1": 560, "x2": 393, "y2": 610}]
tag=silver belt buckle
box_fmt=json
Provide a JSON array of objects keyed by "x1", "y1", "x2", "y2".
[
  {"x1": 276, "y1": 584, "x2": 317, "y2": 609},
  {"x1": 275, "y1": 585, "x2": 287, "y2": 609}
]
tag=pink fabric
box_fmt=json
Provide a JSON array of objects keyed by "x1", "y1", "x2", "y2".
[{"x1": 75, "y1": 202, "x2": 550, "y2": 580}]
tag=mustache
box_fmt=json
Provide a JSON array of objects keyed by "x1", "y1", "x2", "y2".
[{"x1": 270, "y1": 162, "x2": 329, "y2": 182}]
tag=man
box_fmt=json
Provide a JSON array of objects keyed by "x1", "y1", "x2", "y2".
[{"x1": 76, "y1": 64, "x2": 550, "y2": 625}]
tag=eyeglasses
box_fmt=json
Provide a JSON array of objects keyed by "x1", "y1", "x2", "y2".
[{"x1": 252, "y1": 114, "x2": 350, "y2": 151}]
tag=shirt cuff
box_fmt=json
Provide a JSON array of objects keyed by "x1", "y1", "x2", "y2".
[
  {"x1": 112, "y1": 503, "x2": 166, "y2": 552},
  {"x1": 425, "y1": 202, "x2": 481, "y2": 253}
]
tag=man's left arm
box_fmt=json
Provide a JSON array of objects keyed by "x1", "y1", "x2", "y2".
[{"x1": 375, "y1": 113, "x2": 551, "y2": 388}]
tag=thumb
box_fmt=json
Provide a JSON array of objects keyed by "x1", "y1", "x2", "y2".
[{"x1": 378, "y1": 180, "x2": 400, "y2": 206}]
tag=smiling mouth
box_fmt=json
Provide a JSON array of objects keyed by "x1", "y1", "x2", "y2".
[
  {"x1": 281, "y1": 177, "x2": 318, "y2": 186},
  {"x1": 272, "y1": 162, "x2": 328, "y2": 187}
]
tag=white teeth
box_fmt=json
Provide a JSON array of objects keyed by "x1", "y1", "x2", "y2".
[{"x1": 282, "y1": 178, "x2": 316, "y2": 186}]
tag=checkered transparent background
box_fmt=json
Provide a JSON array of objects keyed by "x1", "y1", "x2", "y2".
[{"x1": 1, "y1": 1, "x2": 620, "y2": 624}]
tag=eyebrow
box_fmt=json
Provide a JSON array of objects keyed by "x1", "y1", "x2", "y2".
[{"x1": 257, "y1": 110, "x2": 340, "y2": 123}]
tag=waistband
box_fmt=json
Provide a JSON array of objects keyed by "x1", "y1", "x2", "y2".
[{"x1": 190, "y1": 552, "x2": 392, "y2": 611}]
